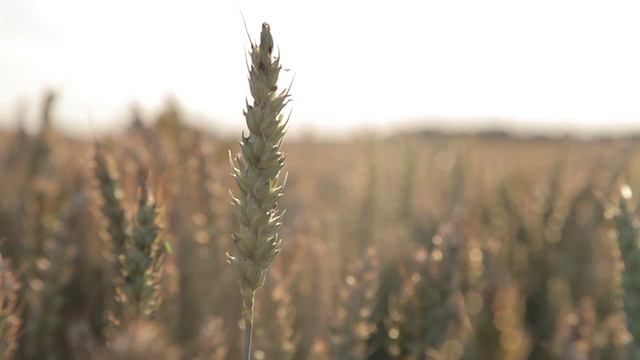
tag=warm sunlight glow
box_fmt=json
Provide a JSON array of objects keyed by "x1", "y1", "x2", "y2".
[{"x1": 1, "y1": 0, "x2": 639, "y2": 137}]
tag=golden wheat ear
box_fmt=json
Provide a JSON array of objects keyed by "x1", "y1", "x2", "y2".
[{"x1": 227, "y1": 22, "x2": 291, "y2": 360}]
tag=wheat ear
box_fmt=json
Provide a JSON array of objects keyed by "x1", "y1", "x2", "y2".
[
  {"x1": 119, "y1": 169, "x2": 165, "y2": 319},
  {"x1": 227, "y1": 22, "x2": 290, "y2": 360},
  {"x1": 93, "y1": 142, "x2": 129, "y2": 260}
]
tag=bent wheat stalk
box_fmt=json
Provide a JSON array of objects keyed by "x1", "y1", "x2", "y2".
[{"x1": 227, "y1": 22, "x2": 290, "y2": 360}]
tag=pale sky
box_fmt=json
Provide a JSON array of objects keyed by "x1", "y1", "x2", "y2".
[{"x1": 1, "y1": 0, "x2": 639, "y2": 138}]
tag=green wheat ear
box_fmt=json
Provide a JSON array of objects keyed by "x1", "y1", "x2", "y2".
[{"x1": 227, "y1": 22, "x2": 291, "y2": 360}]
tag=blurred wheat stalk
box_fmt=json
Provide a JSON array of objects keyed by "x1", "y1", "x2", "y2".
[
  {"x1": 0, "y1": 256, "x2": 21, "y2": 359},
  {"x1": 611, "y1": 184, "x2": 640, "y2": 357},
  {"x1": 227, "y1": 22, "x2": 291, "y2": 360}
]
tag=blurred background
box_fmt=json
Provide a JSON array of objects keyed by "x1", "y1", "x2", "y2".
[
  {"x1": 2, "y1": 0, "x2": 640, "y2": 140},
  {"x1": 5, "y1": 1, "x2": 640, "y2": 360}
]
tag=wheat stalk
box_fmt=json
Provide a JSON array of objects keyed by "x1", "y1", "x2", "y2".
[
  {"x1": 227, "y1": 22, "x2": 290, "y2": 360},
  {"x1": 326, "y1": 247, "x2": 379, "y2": 360},
  {"x1": 387, "y1": 225, "x2": 468, "y2": 359},
  {"x1": 0, "y1": 255, "x2": 21, "y2": 360},
  {"x1": 610, "y1": 184, "x2": 640, "y2": 357}
]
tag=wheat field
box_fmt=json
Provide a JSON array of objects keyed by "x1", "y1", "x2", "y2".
[
  {"x1": 3, "y1": 24, "x2": 640, "y2": 360},
  {"x1": 2, "y1": 102, "x2": 640, "y2": 359}
]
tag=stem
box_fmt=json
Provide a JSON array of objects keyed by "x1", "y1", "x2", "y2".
[
  {"x1": 243, "y1": 318, "x2": 254, "y2": 360},
  {"x1": 243, "y1": 291, "x2": 255, "y2": 360}
]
